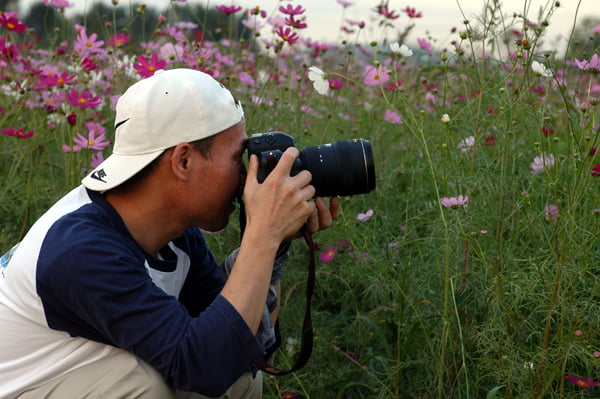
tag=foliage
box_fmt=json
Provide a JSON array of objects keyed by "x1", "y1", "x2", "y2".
[{"x1": 1, "y1": 1, "x2": 600, "y2": 398}]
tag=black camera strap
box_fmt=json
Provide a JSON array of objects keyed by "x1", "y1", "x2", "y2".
[{"x1": 237, "y1": 194, "x2": 315, "y2": 375}]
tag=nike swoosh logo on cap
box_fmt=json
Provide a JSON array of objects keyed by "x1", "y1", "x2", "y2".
[{"x1": 115, "y1": 118, "x2": 130, "y2": 130}]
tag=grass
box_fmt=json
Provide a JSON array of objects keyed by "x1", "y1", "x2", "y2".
[{"x1": 1, "y1": 1, "x2": 600, "y2": 397}]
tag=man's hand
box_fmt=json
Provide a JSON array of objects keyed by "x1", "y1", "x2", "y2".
[
  {"x1": 243, "y1": 147, "x2": 317, "y2": 244},
  {"x1": 305, "y1": 196, "x2": 340, "y2": 234}
]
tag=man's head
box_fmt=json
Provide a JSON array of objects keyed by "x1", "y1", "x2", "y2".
[{"x1": 82, "y1": 68, "x2": 244, "y2": 191}]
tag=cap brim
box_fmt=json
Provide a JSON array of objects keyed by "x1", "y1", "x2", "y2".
[{"x1": 82, "y1": 150, "x2": 164, "y2": 192}]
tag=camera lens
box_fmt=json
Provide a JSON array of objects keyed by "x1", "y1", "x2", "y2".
[{"x1": 297, "y1": 139, "x2": 376, "y2": 197}]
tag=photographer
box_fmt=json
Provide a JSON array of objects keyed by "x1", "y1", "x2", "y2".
[{"x1": 0, "y1": 68, "x2": 339, "y2": 398}]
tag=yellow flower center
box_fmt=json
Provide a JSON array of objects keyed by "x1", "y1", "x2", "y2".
[
  {"x1": 78, "y1": 98, "x2": 87, "y2": 104},
  {"x1": 86, "y1": 41, "x2": 93, "y2": 47}
]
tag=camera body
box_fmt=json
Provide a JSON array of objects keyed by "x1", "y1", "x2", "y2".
[{"x1": 246, "y1": 132, "x2": 375, "y2": 197}]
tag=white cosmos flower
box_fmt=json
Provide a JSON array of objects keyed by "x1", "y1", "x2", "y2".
[
  {"x1": 390, "y1": 42, "x2": 413, "y2": 57},
  {"x1": 307, "y1": 66, "x2": 329, "y2": 95},
  {"x1": 532, "y1": 60, "x2": 553, "y2": 77}
]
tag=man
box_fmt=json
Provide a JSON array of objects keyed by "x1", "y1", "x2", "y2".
[{"x1": 0, "y1": 68, "x2": 339, "y2": 398}]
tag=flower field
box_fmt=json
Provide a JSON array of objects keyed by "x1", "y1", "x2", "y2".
[{"x1": 1, "y1": 1, "x2": 600, "y2": 397}]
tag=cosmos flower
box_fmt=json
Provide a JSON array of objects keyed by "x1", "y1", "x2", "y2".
[
  {"x1": 530, "y1": 153, "x2": 555, "y2": 174},
  {"x1": 357, "y1": 209, "x2": 374, "y2": 221},
  {"x1": 363, "y1": 65, "x2": 390, "y2": 86},
  {"x1": 565, "y1": 375, "x2": 599, "y2": 390},
  {"x1": 390, "y1": 42, "x2": 413, "y2": 57},
  {"x1": 531, "y1": 60, "x2": 553, "y2": 77},
  {"x1": 384, "y1": 109, "x2": 402, "y2": 124},
  {"x1": 307, "y1": 66, "x2": 329, "y2": 95},
  {"x1": 319, "y1": 245, "x2": 338, "y2": 262},
  {"x1": 440, "y1": 195, "x2": 469, "y2": 208},
  {"x1": 1, "y1": 126, "x2": 34, "y2": 138}
]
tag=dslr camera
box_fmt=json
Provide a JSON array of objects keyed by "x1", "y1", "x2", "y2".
[{"x1": 246, "y1": 132, "x2": 376, "y2": 197}]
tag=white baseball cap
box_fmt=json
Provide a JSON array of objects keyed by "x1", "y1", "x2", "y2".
[{"x1": 82, "y1": 68, "x2": 244, "y2": 191}]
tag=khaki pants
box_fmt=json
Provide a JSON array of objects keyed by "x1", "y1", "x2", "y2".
[{"x1": 17, "y1": 350, "x2": 262, "y2": 399}]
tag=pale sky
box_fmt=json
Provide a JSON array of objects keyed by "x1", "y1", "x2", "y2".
[{"x1": 20, "y1": 0, "x2": 600, "y2": 51}]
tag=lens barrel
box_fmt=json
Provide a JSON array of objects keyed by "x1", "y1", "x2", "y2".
[{"x1": 296, "y1": 139, "x2": 376, "y2": 197}]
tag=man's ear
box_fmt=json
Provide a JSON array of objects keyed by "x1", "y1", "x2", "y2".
[{"x1": 170, "y1": 143, "x2": 195, "y2": 181}]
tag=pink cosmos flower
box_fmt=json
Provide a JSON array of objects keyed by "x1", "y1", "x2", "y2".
[
  {"x1": 65, "y1": 89, "x2": 102, "y2": 109},
  {"x1": 1, "y1": 126, "x2": 34, "y2": 138},
  {"x1": 73, "y1": 122, "x2": 110, "y2": 151},
  {"x1": 73, "y1": 29, "x2": 105, "y2": 57},
  {"x1": 363, "y1": 65, "x2": 390, "y2": 86},
  {"x1": 106, "y1": 32, "x2": 131, "y2": 47},
  {"x1": 276, "y1": 26, "x2": 299, "y2": 45},
  {"x1": 43, "y1": 0, "x2": 74, "y2": 9},
  {"x1": 403, "y1": 7, "x2": 422, "y2": 18},
  {"x1": 248, "y1": 6, "x2": 267, "y2": 18},
  {"x1": 133, "y1": 53, "x2": 167, "y2": 78},
  {"x1": 417, "y1": 38, "x2": 433, "y2": 53},
  {"x1": 357, "y1": 209, "x2": 374, "y2": 221},
  {"x1": 592, "y1": 163, "x2": 600, "y2": 176},
  {"x1": 279, "y1": 4, "x2": 305, "y2": 15},
  {"x1": 565, "y1": 375, "x2": 599, "y2": 390},
  {"x1": 90, "y1": 151, "x2": 105, "y2": 169},
  {"x1": 337, "y1": 0, "x2": 354, "y2": 7},
  {"x1": 81, "y1": 57, "x2": 98, "y2": 72},
  {"x1": 376, "y1": 4, "x2": 399, "y2": 20},
  {"x1": 574, "y1": 54, "x2": 600, "y2": 74},
  {"x1": 384, "y1": 109, "x2": 402, "y2": 124},
  {"x1": 38, "y1": 70, "x2": 76, "y2": 88},
  {"x1": 544, "y1": 204, "x2": 558, "y2": 222},
  {"x1": 530, "y1": 153, "x2": 555, "y2": 174},
  {"x1": 238, "y1": 72, "x2": 257, "y2": 88},
  {"x1": 319, "y1": 245, "x2": 338, "y2": 262},
  {"x1": 215, "y1": 5, "x2": 242, "y2": 14},
  {"x1": 285, "y1": 15, "x2": 307, "y2": 29},
  {"x1": 440, "y1": 195, "x2": 469, "y2": 208},
  {"x1": 0, "y1": 12, "x2": 27, "y2": 34}
]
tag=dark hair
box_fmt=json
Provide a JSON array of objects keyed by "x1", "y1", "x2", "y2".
[{"x1": 108, "y1": 135, "x2": 217, "y2": 193}]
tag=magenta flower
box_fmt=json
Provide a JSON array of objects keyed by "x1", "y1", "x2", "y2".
[
  {"x1": 216, "y1": 5, "x2": 242, "y2": 14},
  {"x1": 363, "y1": 65, "x2": 390, "y2": 86},
  {"x1": 376, "y1": 4, "x2": 399, "y2": 20},
  {"x1": 65, "y1": 89, "x2": 102, "y2": 109},
  {"x1": 574, "y1": 54, "x2": 600, "y2": 74},
  {"x1": 384, "y1": 109, "x2": 402, "y2": 124},
  {"x1": 133, "y1": 53, "x2": 167, "y2": 78},
  {"x1": 565, "y1": 375, "x2": 599, "y2": 390},
  {"x1": 276, "y1": 26, "x2": 299, "y2": 44},
  {"x1": 319, "y1": 245, "x2": 338, "y2": 262},
  {"x1": 592, "y1": 163, "x2": 600, "y2": 176},
  {"x1": 0, "y1": 12, "x2": 27, "y2": 34},
  {"x1": 106, "y1": 32, "x2": 131, "y2": 48},
  {"x1": 38, "y1": 71, "x2": 77, "y2": 89},
  {"x1": 403, "y1": 7, "x2": 422, "y2": 18},
  {"x1": 357, "y1": 209, "x2": 374, "y2": 221},
  {"x1": 285, "y1": 15, "x2": 307, "y2": 29},
  {"x1": 1, "y1": 126, "x2": 34, "y2": 139},
  {"x1": 279, "y1": 4, "x2": 305, "y2": 15},
  {"x1": 281, "y1": 391, "x2": 299, "y2": 399},
  {"x1": 440, "y1": 195, "x2": 469, "y2": 208}
]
